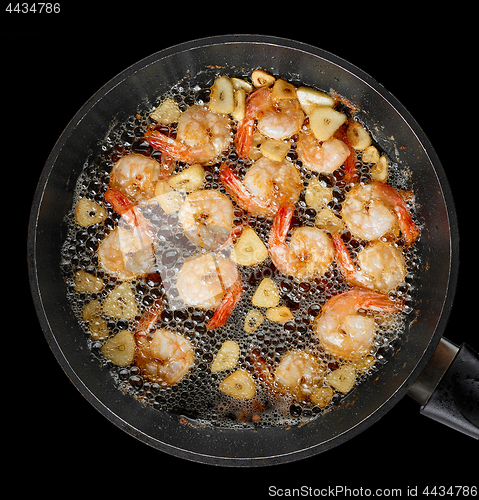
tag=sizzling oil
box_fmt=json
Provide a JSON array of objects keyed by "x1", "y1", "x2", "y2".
[{"x1": 60, "y1": 68, "x2": 420, "y2": 429}]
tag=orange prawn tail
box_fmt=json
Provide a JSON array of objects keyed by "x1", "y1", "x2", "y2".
[
  {"x1": 218, "y1": 163, "x2": 254, "y2": 209},
  {"x1": 135, "y1": 299, "x2": 165, "y2": 344},
  {"x1": 267, "y1": 203, "x2": 294, "y2": 275},
  {"x1": 269, "y1": 202, "x2": 294, "y2": 246},
  {"x1": 327, "y1": 288, "x2": 402, "y2": 314},
  {"x1": 331, "y1": 233, "x2": 354, "y2": 273},
  {"x1": 343, "y1": 146, "x2": 358, "y2": 184},
  {"x1": 206, "y1": 279, "x2": 243, "y2": 331},
  {"x1": 234, "y1": 118, "x2": 255, "y2": 157},
  {"x1": 331, "y1": 234, "x2": 372, "y2": 289},
  {"x1": 335, "y1": 123, "x2": 359, "y2": 184},
  {"x1": 104, "y1": 187, "x2": 134, "y2": 215},
  {"x1": 134, "y1": 299, "x2": 165, "y2": 371},
  {"x1": 144, "y1": 128, "x2": 190, "y2": 162},
  {"x1": 234, "y1": 88, "x2": 270, "y2": 158},
  {"x1": 372, "y1": 182, "x2": 420, "y2": 245},
  {"x1": 355, "y1": 288, "x2": 402, "y2": 313},
  {"x1": 104, "y1": 188, "x2": 155, "y2": 245}
]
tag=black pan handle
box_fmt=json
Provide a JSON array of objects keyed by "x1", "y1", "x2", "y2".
[{"x1": 408, "y1": 338, "x2": 479, "y2": 439}]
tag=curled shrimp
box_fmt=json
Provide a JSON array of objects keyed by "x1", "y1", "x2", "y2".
[
  {"x1": 296, "y1": 125, "x2": 350, "y2": 174},
  {"x1": 178, "y1": 189, "x2": 235, "y2": 250},
  {"x1": 274, "y1": 350, "x2": 324, "y2": 401},
  {"x1": 97, "y1": 226, "x2": 156, "y2": 280},
  {"x1": 134, "y1": 301, "x2": 195, "y2": 385},
  {"x1": 218, "y1": 158, "x2": 302, "y2": 217},
  {"x1": 332, "y1": 235, "x2": 407, "y2": 294},
  {"x1": 145, "y1": 105, "x2": 231, "y2": 164},
  {"x1": 235, "y1": 88, "x2": 304, "y2": 157},
  {"x1": 268, "y1": 202, "x2": 334, "y2": 280},
  {"x1": 109, "y1": 153, "x2": 161, "y2": 203},
  {"x1": 341, "y1": 181, "x2": 420, "y2": 245},
  {"x1": 176, "y1": 252, "x2": 241, "y2": 330},
  {"x1": 313, "y1": 288, "x2": 400, "y2": 360}
]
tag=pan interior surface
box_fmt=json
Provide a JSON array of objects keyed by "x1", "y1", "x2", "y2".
[{"x1": 28, "y1": 35, "x2": 458, "y2": 466}]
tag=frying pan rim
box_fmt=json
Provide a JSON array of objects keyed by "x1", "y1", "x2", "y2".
[{"x1": 27, "y1": 34, "x2": 459, "y2": 466}]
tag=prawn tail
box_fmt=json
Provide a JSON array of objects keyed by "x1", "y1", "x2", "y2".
[
  {"x1": 206, "y1": 279, "x2": 243, "y2": 331},
  {"x1": 234, "y1": 88, "x2": 269, "y2": 157},
  {"x1": 358, "y1": 289, "x2": 402, "y2": 313},
  {"x1": 234, "y1": 117, "x2": 254, "y2": 157},
  {"x1": 343, "y1": 146, "x2": 359, "y2": 184},
  {"x1": 335, "y1": 122, "x2": 358, "y2": 183},
  {"x1": 373, "y1": 182, "x2": 420, "y2": 245},
  {"x1": 268, "y1": 203, "x2": 295, "y2": 275},
  {"x1": 270, "y1": 203, "x2": 294, "y2": 245},
  {"x1": 331, "y1": 234, "x2": 373, "y2": 289},
  {"x1": 105, "y1": 188, "x2": 140, "y2": 230},
  {"x1": 104, "y1": 188, "x2": 156, "y2": 245},
  {"x1": 144, "y1": 128, "x2": 190, "y2": 162},
  {"x1": 104, "y1": 188, "x2": 134, "y2": 215},
  {"x1": 395, "y1": 202, "x2": 420, "y2": 246},
  {"x1": 247, "y1": 349, "x2": 276, "y2": 393},
  {"x1": 331, "y1": 233, "x2": 355, "y2": 273},
  {"x1": 218, "y1": 163, "x2": 253, "y2": 208},
  {"x1": 134, "y1": 299, "x2": 165, "y2": 350}
]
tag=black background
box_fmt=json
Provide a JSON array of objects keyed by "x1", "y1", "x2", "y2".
[{"x1": 6, "y1": 5, "x2": 476, "y2": 496}]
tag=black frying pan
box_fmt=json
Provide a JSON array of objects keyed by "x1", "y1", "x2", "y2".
[{"x1": 27, "y1": 35, "x2": 478, "y2": 466}]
